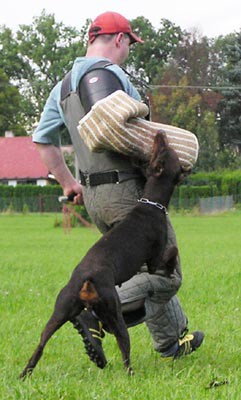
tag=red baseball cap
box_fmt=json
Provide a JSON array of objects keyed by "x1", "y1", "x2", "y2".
[{"x1": 88, "y1": 11, "x2": 144, "y2": 44}]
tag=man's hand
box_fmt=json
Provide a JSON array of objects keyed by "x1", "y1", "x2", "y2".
[
  {"x1": 35, "y1": 143, "x2": 84, "y2": 205},
  {"x1": 64, "y1": 183, "x2": 84, "y2": 205}
]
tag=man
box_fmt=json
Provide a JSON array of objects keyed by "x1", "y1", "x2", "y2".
[{"x1": 33, "y1": 11, "x2": 204, "y2": 368}]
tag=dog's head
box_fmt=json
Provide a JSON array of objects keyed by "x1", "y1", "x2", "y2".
[{"x1": 148, "y1": 130, "x2": 190, "y2": 184}]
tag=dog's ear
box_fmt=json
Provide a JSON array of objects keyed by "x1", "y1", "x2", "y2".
[
  {"x1": 149, "y1": 130, "x2": 168, "y2": 176},
  {"x1": 163, "y1": 245, "x2": 178, "y2": 275}
]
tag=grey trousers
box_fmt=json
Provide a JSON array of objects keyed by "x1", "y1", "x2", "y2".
[{"x1": 83, "y1": 179, "x2": 187, "y2": 352}]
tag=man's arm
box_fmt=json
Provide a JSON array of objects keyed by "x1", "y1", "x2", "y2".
[{"x1": 36, "y1": 143, "x2": 83, "y2": 204}]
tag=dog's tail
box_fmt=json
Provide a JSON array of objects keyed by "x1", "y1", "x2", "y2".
[{"x1": 79, "y1": 280, "x2": 99, "y2": 307}]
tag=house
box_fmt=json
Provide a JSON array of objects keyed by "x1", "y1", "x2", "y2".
[{"x1": 0, "y1": 132, "x2": 50, "y2": 186}]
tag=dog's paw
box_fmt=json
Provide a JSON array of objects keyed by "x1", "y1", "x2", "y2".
[{"x1": 127, "y1": 366, "x2": 134, "y2": 376}]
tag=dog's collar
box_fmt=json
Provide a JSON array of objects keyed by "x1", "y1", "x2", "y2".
[{"x1": 138, "y1": 198, "x2": 168, "y2": 215}]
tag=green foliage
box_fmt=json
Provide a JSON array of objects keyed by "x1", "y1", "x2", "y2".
[
  {"x1": 152, "y1": 76, "x2": 201, "y2": 127},
  {"x1": 170, "y1": 169, "x2": 241, "y2": 210},
  {"x1": 150, "y1": 30, "x2": 241, "y2": 170},
  {"x1": 0, "y1": 184, "x2": 62, "y2": 212},
  {"x1": 1, "y1": 168, "x2": 241, "y2": 215},
  {"x1": 176, "y1": 184, "x2": 217, "y2": 209},
  {"x1": 172, "y1": 32, "x2": 213, "y2": 86},
  {"x1": 196, "y1": 111, "x2": 220, "y2": 171},
  {"x1": 0, "y1": 69, "x2": 26, "y2": 135},
  {"x1": 22, "y1": 203, "x2": 30, "y2": 214},
  {"x1": 62, "y1": 147, "x2": 76, "y2": 174},
  {"x1": 0, "y1": 10, "x2": 87, "y2": 131},
  {"x1": 129, "y1": 17, "x2": 183, "y2": 81},
  {"x1": 187, "y1": 170, "x2": 223, "y2": 187},
  {"x1": 218, "y1": 32, "x2": 241, "y2": 150},
  {"x1": 0, "y1": 26, "x2": 27, "y2": 80},
  {"x1": 0, "y1": 184, "x2": 92, "y2": 219},
  {"x1": 187, "y1": 169, "x2": 241, "y2": 192},
  {"x1": 16, "y1": 10, "x2": 86, "y2": 120},
  {"x1": 221, "y1": 169, "x2": 241, "y2": 195},
  {"x1": 1, "y1": 11, "x2": 241, "y2": 170},
  {"x1": 151, "y1": 75, "x2": 224, "y2": 171}
]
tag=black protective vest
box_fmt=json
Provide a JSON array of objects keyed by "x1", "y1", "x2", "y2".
[{"x1": 60, "y1": 61, "x2": 135, "y2": 174}]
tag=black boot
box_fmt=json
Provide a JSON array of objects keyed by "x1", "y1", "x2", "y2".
[
  {"x1": 161, "y1": 331, "x2": 205, "y2": 359},
  {"x1": 73, "y1": 309, "x2": 107, "y2": 369}
]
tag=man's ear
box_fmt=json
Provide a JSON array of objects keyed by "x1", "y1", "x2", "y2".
[{"x1": 116, "y1": 32, "x2": 124, "y2": 46}]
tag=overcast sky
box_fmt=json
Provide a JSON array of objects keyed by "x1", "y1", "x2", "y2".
[{"x1": 1, "y1": 0, "x2": 240, "y2": 38}]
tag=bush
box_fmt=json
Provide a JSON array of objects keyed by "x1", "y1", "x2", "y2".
[
  {"x1": 0, "y1": 168, "x2": 241, "y2": 213},
  {"x1": 0, "y1": 184, "x2": 62, "y2": 212},
  {"x1": 183, "y1": 169, "x2": 241, "y2": 203}
]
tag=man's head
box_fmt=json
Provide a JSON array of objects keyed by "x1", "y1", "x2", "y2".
[{"x1": 88, "y1": 11, "x2": 144, "y2": 45}]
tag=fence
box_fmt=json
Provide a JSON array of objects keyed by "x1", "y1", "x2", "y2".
[
  {"x1": 0, "y1": 193, "x2": 240, "y2": 214},
  {"x1": 199, "y1": 195, "x2": 234, "y2": 214},
  {"x1": 0, "y1": 195, "x2": 62, "y2": 213}
]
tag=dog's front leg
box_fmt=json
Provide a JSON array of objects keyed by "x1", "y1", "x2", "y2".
[
  {"x1": 104, "y1": 292, "x2": 133, "y2": 375},
  {"x1": 114, "y1": 316, "x2": 133, "y2": 375}
]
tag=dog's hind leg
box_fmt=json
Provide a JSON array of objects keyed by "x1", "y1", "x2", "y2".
[
  {"x1": 20, "y1": 284, "x2": 83, "y2": 379},
  {"x1": 19, "y1": 313, "x2": 66, "y2": 379}
]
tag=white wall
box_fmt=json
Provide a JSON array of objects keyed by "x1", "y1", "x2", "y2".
[
  {"x1": 8, "y1": 180, "x2": 17, "y2": 186},
  {"x1": 36, "y1": 179, "x2": 47, "y2": 186},
  {"x1": 6, "y1": 179, "x2": 47, "y2": 186}
]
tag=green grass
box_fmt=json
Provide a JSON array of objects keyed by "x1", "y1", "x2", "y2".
[{"x1": 0, "y1": 211, "x2": 240, "y2": 399}]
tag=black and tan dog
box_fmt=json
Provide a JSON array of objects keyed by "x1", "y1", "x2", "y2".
[{"x1": 20, "y1": 131, "x2": 186, "y2": 378}]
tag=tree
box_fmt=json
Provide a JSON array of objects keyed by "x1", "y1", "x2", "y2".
[
  {"x1": 195, "y1": 111, "x2": 220, "y2": 171},
  {"x1": 0, "y1": 10, "x2": 88, "y2": 133},
  {"x1": 128, "y1": 17, "x2": 183, "y2": 81},
  {"x1": 150, "y1": 75, "x2": 224, "y2": 171},
  {"x1": 171, "y1": 30, "x2": 212, "y2": 86},
  {"x1": 0, "y1": 69, "x2": 25, "y2": 135},
  {"x1": 0, "y1": 26, "x2": 28, "y2": 81},
  {"x1": 15, "y1": 10, "x2": 87, "y2": 125},
  {"x1": 151, "y1": 76, "x2": 200, "y2": 126},
  {"x1": 218, "y1": 32, "x2": 241, "y2": 152},
  {"x1": 1, "y1": 10, "x2": 240, "y2": 170}
]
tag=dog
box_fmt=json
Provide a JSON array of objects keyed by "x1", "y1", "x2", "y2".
[{"x1": 20, "y1": 131, "x2": 187, "y2": 378}]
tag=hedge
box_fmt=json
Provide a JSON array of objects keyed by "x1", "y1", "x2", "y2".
[
  {"x1": 174, "y1": 184, "x2": 219, "y2": 209},
  {"x1": 186, "y1": 169, "x2": 241, "y2": 195},
  {"x1": 0, "y1": 184, "x2": 62, "y2": 212},
  {"x1": 167, "y1": 169, "x2": 241, "y2": 210},
  {"x1": 0, "y1": 168, "x2": 241, "y2": 213}
]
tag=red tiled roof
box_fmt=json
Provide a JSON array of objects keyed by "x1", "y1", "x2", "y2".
[{"x1": 0, "y1": 136, "x2": 49, "y2": 180}]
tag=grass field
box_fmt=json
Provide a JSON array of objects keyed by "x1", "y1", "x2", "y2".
[{"x1": 0, "y1": 211, "x2": 240, "y2": 399}]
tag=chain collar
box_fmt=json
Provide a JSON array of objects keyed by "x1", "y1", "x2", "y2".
[{"x1": 138, "y1": 198, "x2": 168, "y2": 215}]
